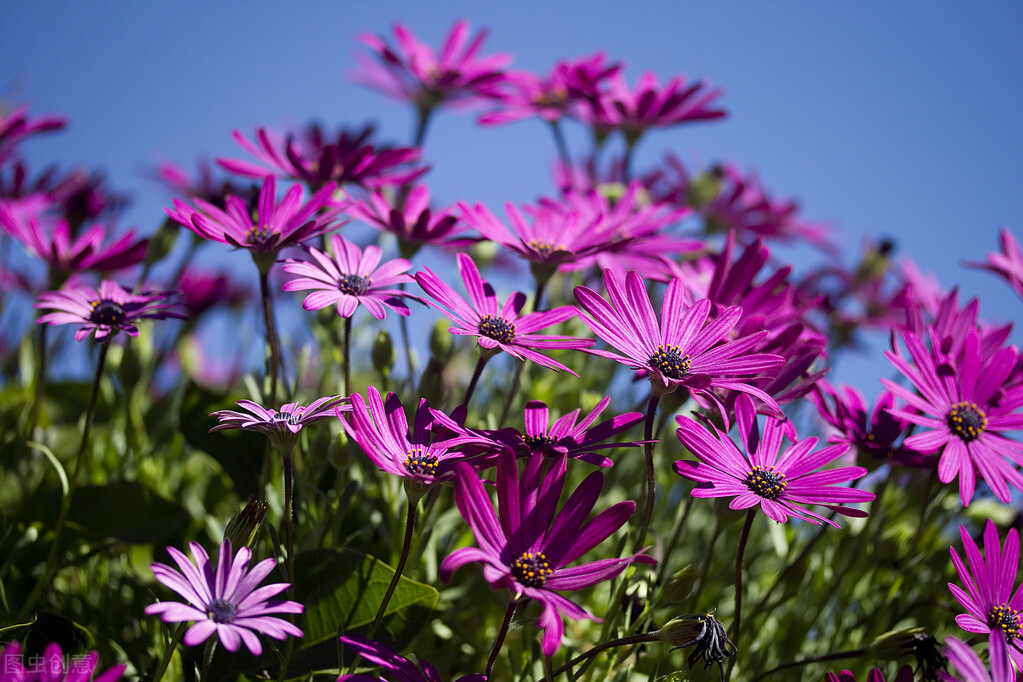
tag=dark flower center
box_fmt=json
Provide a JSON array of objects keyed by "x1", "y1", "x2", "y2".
[
  {"x1": 649, "y1": 345, "x2": 691, "y2": 381},
  {"x1": 338, "y1": 273, "x2": 370, "y2": 296},
  {"x1": 527, "y1": 240, "x2": 561, "y2": 259},
  {"x1": 207, "y1": 598, "x2": 238, "y2": 623},
  {"x1": 89, "y1": 300, "x2": 125, "y2": 326},
  {"x1": 521, "y1": 433, "x2": 557, "y2": 450},
  {"x1": 533, "y1": 89, "x2": 568, "y2": 109},
  {"x1": 272, "y1": 411, "x2": 301, "y2": 426},
  {"x1": 245, "y1": 225, "x2": 278, "y2": 248},
  {"x1": 744, "y1": 465, "x2": 787, "y2": 499},
  {"x1": 403, "y1": 447, "x2": 439, "y2": 477},
  {"x1": 511, "y1": 551, "x2": 553, "y2": 588},
  {"x1": 989, "y1": 604, "x2": 1021, "y2": 640},
  {"x1": 946, "y1": 402, "x2": 987, "y2": 442},
  {"x1": 478, "y1": 315, "x2": 516, "y2": 343}
]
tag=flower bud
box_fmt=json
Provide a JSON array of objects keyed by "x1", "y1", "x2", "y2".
[
  {"x1": 659, "y1": 564, "x2": 698, "y2": 605},
  {"x1": 223, "y1": 495, "x2": 269, "y2": 550},
  {"x1": 372, "y1": 330, "x2": 395, "y2": 377},
  {"x1": 430, "y1": 319, "x2": 453, "y2": 361}
]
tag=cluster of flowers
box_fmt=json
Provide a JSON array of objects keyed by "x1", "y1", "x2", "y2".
[{"x1": 3, "y1": 16, "x2": 1023, "y2": 682}]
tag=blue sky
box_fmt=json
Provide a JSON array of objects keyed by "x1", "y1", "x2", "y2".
[{"x1": 3, "y1": 0, "x2": 1022, "y2": 391}]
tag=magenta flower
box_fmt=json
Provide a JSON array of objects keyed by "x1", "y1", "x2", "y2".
[
  {"x1": 0, "y1": 641, "x2": 124, "y2": 682},
  {"x1": 948, "y1": 520, "x2": 1023, "y2": 671},
  {"x1": 825, "y1": 668, "x2": 913, "y2": 682},
  {"x1": 966, "y1": 227, "x2": 1023, "y2": 301},
  {"x1": 176, "y1": 266, "x2": 252, "y2": 318},
  {"x1": 1, "y1": 198, "x2": 147, "y2": 278},
  {"x1": 210, "y1": 395, "x2": 347, "y2": 454},
  {"x1": 351, "y1": 20, "x2": 511, "y2": 110},
  {"x1": 416, "y1": 253, "x2": 593, "y2": 374},
  {"x1": 939, "y1": 636, "x2": 1014, "y2": 682},
  {"x1": 338, "y1": 635, "x2": 484, "y2": 682},
  {"x1": 145, "y1": 539, "x2": 303, "y2": 656},
  {"x1": 0, "y1": 104, "x2": 66, "y2": 164},
  {"x1": 34, "y1": 280, "x2": 183, "y2": 342},
  {"x1": 282, "y1": 234, "x2": 415, "y2": 319},
  {"x1": 165, "y1": 176, "x2": 347, "y2": 269},
  {"x1": 347, "y1": 184, "x2": 475, "y2": 259},
  {"x1": 674, "y1": 394, "x2": 875, "y2": 526},
  {"x1": 217, "y1": 125, "x2": 425, "y2": 191},
  {"x1": 573, "y1": 269, "x2": 784, "y2": 411},
  {"x1": 441, "y1": 450, "x2": 655, "y2": 656},
  {"x1": 883, "y1": 328, "x2": 1023, "y2": 505},
  {"x1": 340, "y1": 386, "x2": 473, "y2": 487}
]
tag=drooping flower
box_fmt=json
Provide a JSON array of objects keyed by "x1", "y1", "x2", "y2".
[
  {"x1": 947, "y1": 520, "x2": 1023, "y2": 672},
  {"x1": 883, "y1": 327, "x2": 1023, "y2": 505},
  {"x1": 0, "y1": 641, "x2": 125, "y2": 682},
  {"x1": 351, "y1": 20, "x2": 511, "y2": 111},
  {"x1": 347, "y1": 184, "x2": 475, "y2": 258},
  {"x1": 210, "y1": 395, "x2": 347, "y2": 454},
  {"x1": 338, "y1": 635, "x2": 485, "y2": 682},
  {"x1": 145, "y1": 539, "x2": 303, "y2": 656},
  {"x1": 656, "y1": 613, "x2": 737, "y2": 675},
  {"x1": 938, "y1": 636, "x2": 1014, "y2": 682},
  {"x1": 965, "y1": 227, "x2": 1023, "y2": 301},
  {"x1": 165, "y1": 176, "x2": 347, "y2": 271},
  {"x1": 416, "y1": 252, "x2": 593, "y2": 374},
  {"x1": 340, "y1": 386, "x2": 474, "y2": 488},
  {"x1": 34, "y1": 280, "x2": 183, "y2": 342},
  {"x1": 573, "y1": 268, "x2": 784, "y2": 411},
  {"x1": 441, "y1": 449, "x2": 655, "y2": 656},
  {"x1": 674, "y1": 394, "x2": 875, "y2": 526},
  {"x1": 282, "y1": 233, "x2": 415, "y2": 319}
]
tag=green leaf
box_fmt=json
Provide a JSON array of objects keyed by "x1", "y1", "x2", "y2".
[
  {"x1": 295, "y1": 548, "x2": 438, "y2": 649},
  {"x1": 26, "y1": 442, "x2": 68, "y2": 497},
  {"x1": 69, "y1": 480, "x2": 189, "y2": 544}
]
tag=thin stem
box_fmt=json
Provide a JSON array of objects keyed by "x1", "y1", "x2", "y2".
[
  {"x1": 368, "y1": 496, "x2": 418, "y2": 639},
  {"x1": 731, "y1": 509, "x2": 757, "y2": 672},
  {"x1": 16, "y1": 341, "x2": 109, "y2": 622},
  {"x1": 30, "y1": 324, "x2": 47, "y2": 440},
  {"x1": 258, "y1": 268, "x2": 282, "y2": 405},
  {"x1": 462, "y1": 353, "x2": 489, "y2": 408},
  {"x1": 553, "y1": 633, "x2": 658, "y2": 677},
  {"x1": 283, "y1": 451, "x2": 295, "y2": 586},
  {"x1": 398, "y1": 282, "x2": 416, "y2": 387},
  {"x1": 498, "y1": 362, "x2": 523, "y2": 425},
  {"x1": 544, "y1": 653, "x2": 555, "y2": 682},
  {"x1": 486, "y1": 596, "x2": 520, "y2": 678},
  {"x1": 633, "y1": 394, "x2": 661, "y2": 553},
  {"x1": 751, "y1": 648, "x2": 866, "y2": 682},
  {"x1": 396, "y1": 105, "x2": 435, "y2": 211},
  {"x1": 656, "y1": 494, "x2": 694, "y2": 588},
  {"x1": 149, "y1": 623, "x2": 185, "y2": 682},
  {"x1": 199, "y1": 637, "x2": 217, "y2": 682},
  {"x1": 549, "y1": 120, "x2": 572, "y2": 170},
  {"x1": 686, "y1": 522, "x2": 722, "y2": 614},
  {"x1": 343, "y1": 315, "x2": 352, "y2": 397}
]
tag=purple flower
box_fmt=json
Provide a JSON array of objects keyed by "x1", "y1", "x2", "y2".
[
  {"x1": 674, "y1": 394, "x2": 875, "y2": 526},
  {"x1": 34, "y1": 280, "x2": 183, "y2": 342},
  {"x1": 939, "y1": 636, "x2": 1014, "y2": 682},
  {"x1": 347, "y1": 184, "x2": 475, "y2": 258},
  {"x1": 441, "y1": 450, "x2": 655, "y2": 656},
  {"x1": 0, "y1": 104, "x2": 66, "y2": 164},
  {"x1": 340, "y1": 386, "x2": 471, "y2": 488},
  {"x1": 282, "y1": 234, "x2": 415, "y2": 320},
  {"x1": 825, "y1": 668, "x2": 913, "y2": 682},
  {"x1": 145, "y1": 539, "x2": 303, "y2": 656},
  {"x1": 883, "y1": 327, "x2": 1023, "y2": 505},
  {"x1": 210, "y1": 395, "x2": 347, "y2": 454},
  {"x1": 351, "y1": 20, "x2": 511, "y2": 110},
  {"x1": 573, "y1": 269, "x2": 784, "y2": 411},
  {"x1": 948, "y1": 520, "x2": 1023, "y2": 672},
  {"x1": 165, "y1": 176, "x2": 347, "y2": 270},
  {"x1": 0, "y1": 641, "x2": 124, "y2": 682},
  {"x1": 416, "y1": 253, "x2": 593, "y2": 374},
  {"x1": 965, "y1": 227, "x2": 1023, "y2": 301},
  {"x1": 218, "y1": 125, "x2": 425, "y2": 191},
  {"x1": 338, "y1": 635, "x2": 485, "y2": 682},
  {"x1": 176, "y1": 266, "x2": 252, "y2": 318}
]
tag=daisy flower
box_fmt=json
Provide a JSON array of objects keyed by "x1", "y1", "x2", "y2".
[
  {"x1": 948, "y1": 520, "x2": 1023, "y2": 672},
  {"x1": 145, "y1": 539, "x2": 303, "y2": 656},
  {"x1": 965, "y1": 227, "x2": 1023, "y2": 301},
  {"x1": 282, "y1": 233, "x2": 415, "y2": 319},
  {"x1": 338, "y1": 635, "x2": 484, "y2": 682},
  {"x1": 34, "y1": 280, "x2": 183, "y2": 342},
  {"x1": 416, "y1": 252, "x2": 593, "y2": 374},
  {"x1": 441, "y1": 449, "x2": 654, "y2": 656},
  {"x1": 347, "y1": 184, "x2": 475, "y2": 259},
  {"x1": 210, "y1": 395, "x2": 347, "y2": 454},
  {"x1": 939, "y1": 636, "x2": 1014, "y2": 682},
  {"x1": 674, "y1": 394, "x2": 875, "y2": 526},
  {"x1": 883, "y1": 327, "x2": 1023, "y2": 505}
]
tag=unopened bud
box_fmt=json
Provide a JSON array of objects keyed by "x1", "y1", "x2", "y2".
[
  {"x1": 866, "y1": 627, "x2": 924, "y2": 660},
  {"x1": 372, "y1": 330, "x2": 395, "y2": 377},
  {"x1": 687, "y1": 166, "x2": 725, "y2": 208},
  {"x1": 430, "y1": 319, "x2": 453, "y2": 360},
  {"x1": 223, "y1": 495, "x2": 269, "y2": 550},
  {"x1": 660, "y1": 564, "x2": 698, "y2": 605}
]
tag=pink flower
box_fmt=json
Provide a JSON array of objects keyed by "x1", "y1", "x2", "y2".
[
  {"x1": 965, "y1": 227, "x2": 1023, "y2": 301},
  {"x1": 347, "y1": 184, "x2": 476, "y2": 258},
  {"x1": 34, "y1": 280, "x2": 183, "y2": 342}
]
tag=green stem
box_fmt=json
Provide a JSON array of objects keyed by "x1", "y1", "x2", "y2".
[
  {"x1": 283, "y1": 451, "x2": 295, "y2": 586},
  {"x1": 549, "y1": 120, "x2": 572, "y2": 170},
  {"x1": 30, "y1": 323, "x2": 47, "y2": 439},
  {"x1": 396, "y1": 105, "x2": 435, "y2": 211},
  {"x1": 730, "y1": 509, "x2": 757, "y2": 677},
  {"x1": 462, "y1": 353, "x2": 489, "y2": 408},
  {"x1": 553, "y1": 633, "x2": 658, "y2": 677},
  {"x1": 16, "y1": 341, "x2": 109, "y2": 622},
  {"x1": 633, "y1": 394, "x2": 661, "y2": 553},
  {"x1": 199, "y1": 637, "x2": 217, "y2": 682},
  {"x1": 343, "y1": 315, "x2": 352, "y2": 397},
  {"x1": 398, "y1": 281, "x2": 416, "y2": 387},
  {"x1": 486, "y1": 596, "x2": 520, "y2": 678},
  {"x1": 149, "y1": 623, "x2": 185, "y2": 682},
  {"x1": 258, "y1": 267, "x2": 282, "y2": 405},
  {"x1": 498, "y1": 363, "x2": 524, "y2": 425},
  {"x1": 544, "y1": 653, "x2": 555, "y2": 682},
  {"x1": 656, "y1": 495, "x2": 693, "y2": 588},
  {"x1": 368, "y1": 495, "x2": 418, "y2": 639}
]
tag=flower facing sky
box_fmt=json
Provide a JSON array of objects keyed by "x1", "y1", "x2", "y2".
[
  {"x1": 338, "y1": 635, "x2": 485, "y2": 682},
  {"x1": 210, "y1": 395, "x2": 347, "y2": 454},
  {"x1": 441, "y1": 450, "x2": 655, "y2": 656},
  {"x1": 34, "y1": 280, "x2": 183, "y2": 342},
  {"x1": 282, "y1": 233, "x2": 415, "y2": 320},
  {"x1": 965, "y1": 227, "x2": 1023, "y2": 301},
  {"x1": 948, "y1": 520, "x2": 1023, "y2": 672},
  {"x1": 145, "y1": 540, "x2": 303, "y2": 656},
  {"x1": 674, "y1": 394, "x2": 875, "y2": 526},
  {"x1": 883, "y1": 328, "x2": 1023, "y2": 505},
  {"x1": 573, "y1": 269, "x2": 784, "y2": 411},
  {"x1": 0, "y1": 641, "x2": 124, "y2": 682},
  {"x1": 416, "y1": 252, "x2": 593, "y2": 374}
]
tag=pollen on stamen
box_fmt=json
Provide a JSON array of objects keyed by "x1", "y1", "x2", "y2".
[
  {"x1": 403, "y1": 448, "x2": 439, "y2": 477},
  {"x1": 207, "y1": 598, "x2": 238, "y2": 623},
  {"x1": 89, "y1": 299, "x2": 126, "y2": 326},
  {"x1": 245, "y1": 225, "x2": 278, "y2": 249},
  {"x1": 338, "y1": 273, "x2": 371, "y2": 296},
  {"x1": 744, "y1": 465, "x2": 787, "y2": 500},
  {"x1": 511, "y1": 551, "x2": 553, "y2": 588},
  {"x1": 478, "y1": 314, "x2": 516, "y2": 343},
  {"x1": 989, "y1": 604, "x2": 1021, "y2": 640},
  {"x1": 946, "y1": 401, "x2": 987, "y2": 443},
  {"x1": 649, "y1": 345, "x2": 691, "y2": 381}
]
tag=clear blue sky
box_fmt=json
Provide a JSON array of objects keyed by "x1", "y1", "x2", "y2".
[{"x1": 3, "y1": 0, "x2": 1022, "y2": 391}]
